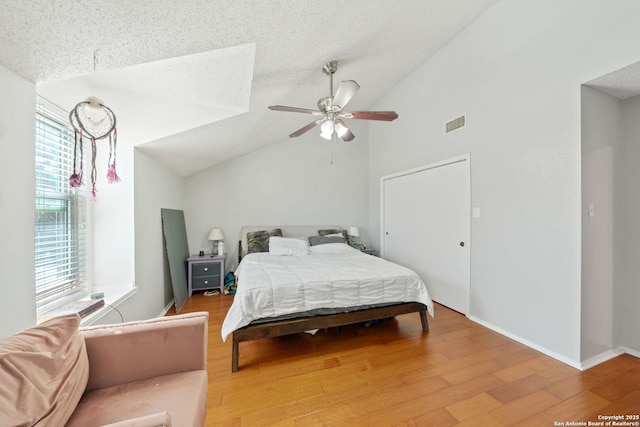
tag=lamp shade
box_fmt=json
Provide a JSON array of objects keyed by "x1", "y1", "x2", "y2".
[
  {"x1": 334, "y1": 121, "x2": 348, "y2": 138},
  {"x1": 208, "y1": 228, "x2": 224, "y2": 241},
  {"x1": 348, "y1": 227, "x2": 360, "y2": 237},
  {"x1": 320, "y1": 120, "x2": 334, "y2": 140}
]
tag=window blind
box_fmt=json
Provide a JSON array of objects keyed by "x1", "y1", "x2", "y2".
[{"x1": 35, "y1": 99, "x2": 87, "y2": 310}]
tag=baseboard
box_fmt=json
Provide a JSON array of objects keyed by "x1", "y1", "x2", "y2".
[
  {"x1": 158, "y1": 299, "x2": 175, "y2": 317},
  {"x1": 579, "y1": 348, "x2": 625, "y2": 371},
  {"x1": 619, "y1": 346, "x2": 640, "y2": 359},
  {"x1": 467, "y1": 315, "x2": 582, "y2": 370}
]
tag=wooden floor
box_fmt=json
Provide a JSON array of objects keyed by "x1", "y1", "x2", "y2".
[{"x1": 173, "y1": 294, "x2": 640, "y2": 426}]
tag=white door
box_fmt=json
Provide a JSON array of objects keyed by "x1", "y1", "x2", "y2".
[{"x1": 382, "y1": 155, "x2": 470, "y2": 314}]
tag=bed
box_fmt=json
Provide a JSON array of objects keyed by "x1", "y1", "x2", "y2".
[{"x1": 222, "y1": 225, "x2": 434, "y2": 372}]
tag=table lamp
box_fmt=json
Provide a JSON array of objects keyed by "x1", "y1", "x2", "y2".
[{"x1": 208, "y1": 228, "x2": 224, "y2": 256}]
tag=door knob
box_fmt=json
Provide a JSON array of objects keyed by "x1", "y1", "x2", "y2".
[{"x1": 459, "y1": 241, "x2": 465, "y2": 247}]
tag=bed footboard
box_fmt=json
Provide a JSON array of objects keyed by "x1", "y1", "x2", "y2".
[{"x1": 231, "y1": 302, "x2": 428, "y2": 372}]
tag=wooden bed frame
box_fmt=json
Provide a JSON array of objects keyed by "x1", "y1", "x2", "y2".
[
  {"x1": 231, "y1": 230, "x2": 430, "y2": 372},
  {"x1": 231, "y1": 301, "x2": 429, "y2": 372}
]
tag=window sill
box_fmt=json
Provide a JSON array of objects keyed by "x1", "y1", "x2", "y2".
[
  {"x1": 37, "y1": 285, "x2": 137, "y2": 326},
  {"x1": 80, "y1": 285, "x2": 137, "y2": 326}
]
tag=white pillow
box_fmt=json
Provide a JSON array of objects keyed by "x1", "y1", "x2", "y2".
[
  {"x1": 309, "y1": 243, "x2": 359, "y2": 254},
  {"x1": 269, "y1": 236, "x2": 310, "y2": 256}
]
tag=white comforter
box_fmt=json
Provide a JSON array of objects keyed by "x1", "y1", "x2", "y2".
[{"x1": 221, "y1": 244, "x2": 434, "y2": 340}]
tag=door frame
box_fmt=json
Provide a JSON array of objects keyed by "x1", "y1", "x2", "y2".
[{"x1": 380, "y1": 153, "x2": 471, "y2": 313}]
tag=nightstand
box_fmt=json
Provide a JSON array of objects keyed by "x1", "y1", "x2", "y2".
[
  {"x1": 362, "y1": 248, "x2": 376, "y2": 256},
  {"x1": 187, "y1": 255, "x2": 225, "y2": 296}
]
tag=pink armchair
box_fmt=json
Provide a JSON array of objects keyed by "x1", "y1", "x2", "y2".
[{"x1": 0, "y1": 311, "x2": 209, "y2": 427}]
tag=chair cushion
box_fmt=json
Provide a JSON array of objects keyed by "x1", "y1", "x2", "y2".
[
  {"x1": 66, "y1": 370, "x2": 207, "y2": 427},
  {"x1": 0, "y1": 314, "x2": 89, "y2": 426}
]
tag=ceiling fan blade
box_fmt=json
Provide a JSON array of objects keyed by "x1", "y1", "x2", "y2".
[
  {"x1": 269, "y1": 105, "x2": 322, "y2": 115},
  {"x1": 332, "y1": 80, "x2": 360, "y2": 110},
  {"x1": 344, "y1": 110, "x2": 399, "y2": 121},
  {"x1": 289, "y1": 121, "x2": 319, "y2": 138}
]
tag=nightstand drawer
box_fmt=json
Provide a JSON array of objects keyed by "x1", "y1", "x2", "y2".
[
  {"x1": 192, "y1": 262, "x2": 221, "y2": 277},
  {"x1": 192, "y1": 274, "x2": 221, "y2": 290}
]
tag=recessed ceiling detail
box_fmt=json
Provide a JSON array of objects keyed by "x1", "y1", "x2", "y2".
[
  {"x1": 88, "y1": 44, "x2": 255, "y2": 110},
  {"x1": 38, "y1": 43, "x2": 255, "y2": 147}
]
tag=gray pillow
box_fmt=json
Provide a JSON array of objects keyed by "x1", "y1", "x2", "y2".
[
  {"x1": 309, "y1": 235, "x2": 345, "y2": 246},
  {"x1": 318, "y1": 228, "x2": 351, "y2": 245},
  {"x1": 247, "y1": 229, "x2": 282, "y2": 253}
]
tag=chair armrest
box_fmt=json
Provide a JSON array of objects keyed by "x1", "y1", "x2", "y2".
[
  {"x1": 80, "y1": 312, "x2": 208, "y2": 391},
  {"x1": 101, "y1": 411, "x2": 172, "y2": 427}
]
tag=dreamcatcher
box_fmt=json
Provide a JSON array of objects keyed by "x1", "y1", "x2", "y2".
[{"x1": 68, "y1": 97, "x2": 120, "y2": 199}]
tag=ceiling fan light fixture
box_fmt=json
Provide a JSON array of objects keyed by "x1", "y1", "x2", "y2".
[
  {"x1": 334, "y1": 121, "x2": 348, "y2": 138},
  {"x1": 320, "y1": 120, "x2": 334, "y2": 140},
  {"x1": 267, "y1": 60, "x2": 398, "y2": 142}
]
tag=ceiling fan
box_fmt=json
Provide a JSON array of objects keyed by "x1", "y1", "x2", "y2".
[{"x1": 268, "y1": 60, "x2": 398, "y2": 142}]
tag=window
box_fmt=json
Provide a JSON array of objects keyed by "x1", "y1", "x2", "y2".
[{"x1": 35, "y1": 98, "x2": 88, "y2": 312}]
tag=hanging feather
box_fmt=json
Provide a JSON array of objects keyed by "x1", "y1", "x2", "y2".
[
  {"x1": 69, "y1": 129, "x2": 84, "y2": 187},
  {"x1": 106, "y1": 128, "x2": 120, "y2": 183},
  {"x1": 90, "y1": 139, "x2": 98, "y2": 200}
]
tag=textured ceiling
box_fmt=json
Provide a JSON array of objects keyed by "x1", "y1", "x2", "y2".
[{"x1": 0, "y1": 0, "x2": 500, "y2": 177}]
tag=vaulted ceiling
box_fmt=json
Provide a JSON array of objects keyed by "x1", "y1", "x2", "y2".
[{"x1": 0, "y1": 0, "x2": 501, "y2": 176}]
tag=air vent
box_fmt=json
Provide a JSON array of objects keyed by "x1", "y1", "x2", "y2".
[{"x1": 445, "y1": 115, "x2": 465, "y2": 133}]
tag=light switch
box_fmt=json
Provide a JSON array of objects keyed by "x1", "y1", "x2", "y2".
[
  {"x1": 473, "y1": 207, "x2": 481, "y2": 218},
  {"x1": 588, "y1": 204, "x2": 595, "y2": 218}
]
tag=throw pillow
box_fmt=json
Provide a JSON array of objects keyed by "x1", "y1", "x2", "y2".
[
  {"x1": 318, "y1": 229, "x2": 351, "y2": 245},
  {"x1": 247, "y1": 228, "x2": 282, "y2": 254},
  {"x1": 309, "y1": 235, "x2": 346, "y2": 246},
  {"x1": 0, "y1": 314, "x2": 89, "y2": 426}
]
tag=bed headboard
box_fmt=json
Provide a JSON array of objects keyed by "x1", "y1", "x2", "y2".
[{"x1": 238, "y1": 225, "x2": 344, "y2": 263}]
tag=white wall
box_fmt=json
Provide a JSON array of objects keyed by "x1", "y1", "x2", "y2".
[
  {"x1": 368, "y1": 0, "x2": 640, "y2": 366},
  {"x1": 620, "y1": 95, "x2": 640, "y2": 354},
  {"x1": 0, "y1": 65, "x2": 36, "y2": 336},
  {"x1": 184, "y1": 125, "x2": 370, "y2": 271},
  {"x1": 126, "y1": 149, "x2": 185, "y2": 320},
  {"x1": 81, "y1": 149, "x2": 184, "y2": 324},
  {"x1": 581, "y1": 86, "x2": 620, "y2": 362}
]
